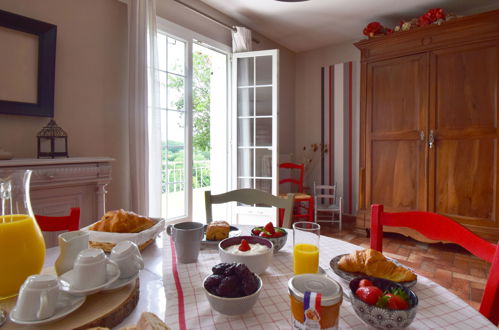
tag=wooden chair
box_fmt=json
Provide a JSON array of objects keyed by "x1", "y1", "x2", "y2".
[
  {"x1": 313, "y1": 183, "x2": 342, "y2": 230},
  {"x1": 278, "y1": 163, "x2": 314, "y2": 225},
  {"x1": 205, "y1": 189, "x2": 295, "y2": 228},
  {"x1": 35, "y1": 207, "x2": 81, "y2": 232},
  {"x1": 371, "y1": 204, "x2": 499, "y2": 325}
]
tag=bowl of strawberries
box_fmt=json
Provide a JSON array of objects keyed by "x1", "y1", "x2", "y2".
[
  {"x1": 251, "y1": 222, "x2": 288, "y2": 253},
  {"x1": 349, "y1": 276, "x2": 418, "y2": 329}
]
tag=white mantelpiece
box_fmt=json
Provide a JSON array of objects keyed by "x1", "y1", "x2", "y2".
[{"x1": 0, "y1": 157, "x2": 114, "y2": 247}]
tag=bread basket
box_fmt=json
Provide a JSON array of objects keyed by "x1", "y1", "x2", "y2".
[{"x1": 82, "y1": 218, "x2": 165, "y2": 252}]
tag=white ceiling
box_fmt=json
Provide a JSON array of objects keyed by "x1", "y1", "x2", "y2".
[{"x1": 199, "y1": 0, "x2": 499, "y2": 53}]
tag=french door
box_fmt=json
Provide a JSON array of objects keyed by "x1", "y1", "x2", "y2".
[
  {"x1": 153, "y1": 18, "x2": 229, "y2": 223},
  {"x1": 230, "y1": 49, "x2": 279, "y2": 226}
]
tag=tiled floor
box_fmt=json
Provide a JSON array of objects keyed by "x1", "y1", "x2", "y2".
[{"x1": 319, "y1": 217, "x2": 491, "y2": 311}]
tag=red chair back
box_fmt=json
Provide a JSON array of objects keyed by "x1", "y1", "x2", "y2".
[
  {"x1": 371, "y1": 204, "x2": 499, "y2": 325},
  {"x1": 279, "y1": 163, "x2": 304, "y2": 193},
  {"x1": 35, "y1": 208, "x2": 80, "y2": 232}
]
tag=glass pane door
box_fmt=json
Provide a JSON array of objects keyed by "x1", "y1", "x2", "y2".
[
  {"x1": 158, "y1": 34, "x2": 187, "y2": 220},
  {"x1": 232, "y1": 50, "x2": 279, "y2": 225},
  {"x1": 154, "y1": 20, "x2": 229, "y2": 224}
]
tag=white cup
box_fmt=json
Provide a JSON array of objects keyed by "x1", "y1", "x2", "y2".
[
  {"x1": 72, "y1": 248, "x2": 115, "y2": 289},
  {"x1": 14, "y1": 274, "x2": 59, "y2": 321},
  {"x1": 110, "y1": 241, "x2": 144, "y2": 279}
]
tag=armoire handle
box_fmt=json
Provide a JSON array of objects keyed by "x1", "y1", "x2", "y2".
[{"x1": 428, "y1": 130, "x2": 435, "y2": 149}]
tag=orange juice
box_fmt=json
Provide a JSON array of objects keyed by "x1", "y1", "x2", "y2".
[
  {"x1": 0, "y1": 215, "x2": 45, "y2": 299},
  {"x1": 293, "y1": 243, "x2": 319, "y2": 274}
]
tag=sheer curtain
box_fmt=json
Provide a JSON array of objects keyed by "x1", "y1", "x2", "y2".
[{"x1": 126, "y1": 0, "x2": 159, "y2": 216}]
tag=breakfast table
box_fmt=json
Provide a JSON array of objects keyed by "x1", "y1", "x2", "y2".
[{"x1": 38, "y1": 225, "x2": 494, "y2": 329}]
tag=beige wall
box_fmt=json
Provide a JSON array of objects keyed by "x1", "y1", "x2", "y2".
[
  {"x1": 294, "y1": 41, "x2": 360, "y2": 192},
  {"x1": 0, "y1": 0, "x2": 130, "y2": 214}
]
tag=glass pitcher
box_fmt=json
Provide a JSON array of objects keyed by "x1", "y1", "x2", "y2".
[{"x1": 0, "y1": 170, "x2": 45, "y2": 300}]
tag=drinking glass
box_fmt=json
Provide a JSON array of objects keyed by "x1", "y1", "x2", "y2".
[
  {"x1": 293, "y1": 222, "x2": 320, "y2": 274},
  {"x1": 0, "y1": 170, "x2": 45, "y2": 299}
]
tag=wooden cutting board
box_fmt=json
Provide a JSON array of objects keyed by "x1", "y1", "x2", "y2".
[{"x1": 0, "y1": 268, "x2": 139, "y2": 329}]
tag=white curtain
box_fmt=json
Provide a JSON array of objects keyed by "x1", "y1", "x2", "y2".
[
  {"x1": 126, "y1": 0, "x2": 159, "y2": 216},
  {"x1": 232, "y1": 26, "x2": 252, "y2": 53}
]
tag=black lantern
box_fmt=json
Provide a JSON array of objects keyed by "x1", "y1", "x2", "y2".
[{"x1": 37, "y1": 119, "x2": 69, "y2": 158}]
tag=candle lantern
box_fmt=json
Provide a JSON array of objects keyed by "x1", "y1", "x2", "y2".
[{"x1": 37, "y1": 119, "x2": 69, "y2": 158}]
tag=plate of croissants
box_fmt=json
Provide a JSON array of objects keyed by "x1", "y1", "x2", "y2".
[
  {"x1": 201, "y1": 220, "x2": 241, "y2": 247},
  {"x1": 330, "y1": 249, "x2": 417, "y2": 287}
]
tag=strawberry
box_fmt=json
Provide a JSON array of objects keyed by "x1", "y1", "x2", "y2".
[
  {"x1": 238, "y1": 239, "x2": 251, "y2": 252},
  {"x1": 355, "y1": 286, "x2": 383, "y2": 305},
  {"x1": 273, "y1": 231, "x2": 284, "y2": 238},
  {"x1": 359, "y1": 279, "x2": 374, "y2": 287},
  {"x1": 386, "y1": 294, "x2": 409, "y2": 310},
  {"x1": 376, "y1": 288, "x2": 409, "y2": 310},
  {"x1": 251, "y1": 227, "x2": 263, "y2": 236},
  {"x1": 259, "y1": 230, "x2": 272, "y2": 238},
  {"x1": 263, "y1": 222, "x2": 275, "y2": 235}
]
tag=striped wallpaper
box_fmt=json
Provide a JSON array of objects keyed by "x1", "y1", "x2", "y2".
[{"x1": 321, "y1": 61, "x2": 360, "y2": 215}]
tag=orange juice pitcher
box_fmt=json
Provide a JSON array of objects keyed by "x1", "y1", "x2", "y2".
[{"x1": 0, "y1": 170, "x2": 45, "y2": 300}]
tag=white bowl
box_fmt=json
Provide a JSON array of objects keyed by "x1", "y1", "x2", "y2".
[
  {"x1": 218, "y1": 236, "x2": 273, "y2": 274},
  {"x1": 203, "y1": 273, "x2": 262, "y2": 315}
]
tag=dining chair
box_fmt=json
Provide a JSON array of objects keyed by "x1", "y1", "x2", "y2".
[
  {"x1": 278, "y1": 162, "x2": 314, "y2": 225},
  {"x1": 205, "y1": 189, "x2": 295, "y2": 228},
  {"x1": 35, "y1": 207, "x2": 81, "y2": 232},
  {"x1": 370, "y1": 204, "x2": 499, "y2": 325},
  {"x1": 313, "y1": 183, "x2": 343, "y2": 231}
]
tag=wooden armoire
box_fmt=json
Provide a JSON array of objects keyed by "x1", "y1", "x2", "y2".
[{"x1": 355, "y1": 10, "x2": 499, "y2": 242}]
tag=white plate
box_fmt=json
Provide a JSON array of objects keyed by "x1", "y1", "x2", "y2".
[
  {"x1": 103, "y1": 272, "x2": 139, "y2": 291},
  {"x1": 201, "y1": 225, "x2": 241, "y2": 248},
  {"x1": 329, "y1": 254, "x2": 417, "y2": 288},
  {"x1": 10, "y1": 292, "x2": 86, "y2": 325},
  {"x1": 58, "y1": 261, "x2": 120, "y2": 296}
]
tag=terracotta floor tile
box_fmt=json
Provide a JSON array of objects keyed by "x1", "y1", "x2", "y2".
[
  {"x1": 396, "y1": 247, "x2": 411, "y2": 257},
  {"x1": 469, "y1": 267, "x2": 486, "y2": 278},
  {"x1": 452, "y1": 272, "x2": 487, "y2": 284},
  {"x1": 470, "y1": 287, "x2": 485, "y2": 303},
  {"x1": 434, "y1": 269, "x2": 452, "y2": 287},
  {"x1": 470, "y1": 281, "x2": 486, "y2": 290}
]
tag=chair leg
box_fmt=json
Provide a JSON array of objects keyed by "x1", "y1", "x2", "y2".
[
  {"x1": 339, "y1": 211, "x2": 342, "y2": 232},
  {"x1": 308, "y1": 199, "x2": 314, "y2": 222}
]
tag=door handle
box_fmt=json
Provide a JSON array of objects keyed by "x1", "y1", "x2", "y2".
[{"x1": 428, "y1": 130, "x2": 435, "y2": 149}]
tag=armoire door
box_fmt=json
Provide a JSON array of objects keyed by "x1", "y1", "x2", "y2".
[
  {"x1": 429, "y1": 41, "x2": 499, "y2": 238},
  {"x1": 366, "y1": 53, "x2": 429, "y2": 211}
]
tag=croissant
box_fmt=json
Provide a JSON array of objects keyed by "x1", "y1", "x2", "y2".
[
  {"x1": 90, "y1": 209, "x2": 155, "y2": 233},
  {"x1": 338, "y1": 249, "x2": 417, "y2": 282}
]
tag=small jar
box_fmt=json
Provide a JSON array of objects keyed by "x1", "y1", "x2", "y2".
[{"x1": 288, "y1": 274, "x2": 343, "y2": 329}]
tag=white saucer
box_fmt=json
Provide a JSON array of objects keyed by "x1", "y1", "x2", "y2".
[
  {"x1": 103, "y1": 272, "x2": 139, "y2": 291},
  {"x1": 10, "y1": 291, "x2": 86, "y2": 325},
  {"x1": 58, "y1": 261, "x2": 120, "y2": 296}
]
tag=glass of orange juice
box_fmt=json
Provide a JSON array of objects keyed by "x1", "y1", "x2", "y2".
[
  {"x1": 293, "y1": 222, "x2": 320, "y2": 274},
  {"x1": 0, "y1": 170, "x2": 45, "y2": 300}
]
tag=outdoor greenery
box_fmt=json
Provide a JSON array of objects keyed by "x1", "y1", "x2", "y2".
[{"x1": 162, "y1": 50, "x2": 212, "y2": 193}]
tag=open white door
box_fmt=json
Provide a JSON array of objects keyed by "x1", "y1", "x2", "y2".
[{"x1": 230, "y1": 49, "x2": 279, "y2": 226}]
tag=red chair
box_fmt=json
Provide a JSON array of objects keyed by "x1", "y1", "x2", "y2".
[
  {"x1": 371, "y1": 204, "x2": 499, "y2": 325},
  {"x1": 278, "y1": 163, "x2": 314, "y2": 226},
  {"x1": 35, "y1": 208, "x2": 80, "y2": 232}
]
